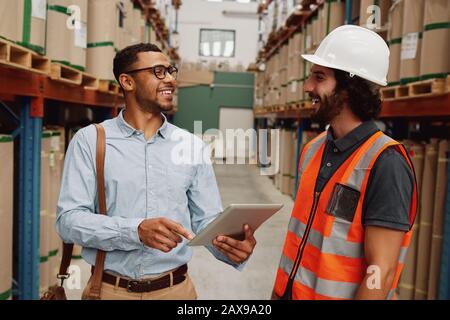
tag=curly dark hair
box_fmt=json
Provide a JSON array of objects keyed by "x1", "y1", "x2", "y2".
[
  {"x1": 113, "y1": 43, "x2": 162, "y2": 84},
  {"x1": 333, "y1": 69, "x2": 382, "y2": 121}
]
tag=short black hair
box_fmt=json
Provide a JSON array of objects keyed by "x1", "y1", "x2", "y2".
[
  {"x1": 333, "y1": 69, "x2": 382, "y2": 121},
  {"x1": 113, "y1": 43, "x2": 162, "y2": 83}
]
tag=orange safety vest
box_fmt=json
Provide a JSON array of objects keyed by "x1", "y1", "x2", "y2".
[{"x1": 273, "y1": 130, "x2": 418, "y2": 300}]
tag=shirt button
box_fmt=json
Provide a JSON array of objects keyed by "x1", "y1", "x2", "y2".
[
  {"x1": 326, "y1": 162, "x2": 332, "y2": 167},
  {"x1": 333, "y1": 148, "x2": 338, "y2": 153}
]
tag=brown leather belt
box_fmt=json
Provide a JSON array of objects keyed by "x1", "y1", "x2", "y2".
[{"x1": 91, "y1": 264, "x2": 188, "y2": 293}]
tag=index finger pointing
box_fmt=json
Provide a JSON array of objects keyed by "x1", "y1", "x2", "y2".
[{"x1": 166, "y1": 220, "x2": 193, "y2": 240}]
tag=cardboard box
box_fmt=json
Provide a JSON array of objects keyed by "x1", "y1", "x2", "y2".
[
  {"x1": 414, "y1": 141, "x2": 439, "y2": 300},
  {"x1": 0, "y1": 136, "x2": 13, "y2": 300},
  {"x1": 398, "y1": 141, "x2": 425, "y2": 300},
  {"x1": 427, "y1": 140, "x2": 449, "y2": 299},
  {"x1": 400, "y1": 0, "x2": 425, "y2": 83}
]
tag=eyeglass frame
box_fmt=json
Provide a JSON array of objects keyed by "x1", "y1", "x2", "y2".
[{"x1": 123, "y1": 64, "x2": 178, "y2": 80}]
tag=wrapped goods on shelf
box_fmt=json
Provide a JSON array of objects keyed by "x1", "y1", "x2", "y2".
[
  {"x1": 419, "y1": 0, "x2": 450, "y2": 80},
  {"x1": 387, "y1": 0, "x2": 404, "y2": 85},
  {"x1": 280, "y1": 85, "x2": 287, "y2": 106},
  {"x1": 293, "y1": 31, "x2": 302, "y2": 56},
  {"x1": 46, "y1": 0, "x2": 71, "y2": 64},
  {"x1": 0, "y1": 136, "x2": 13, "y2": 300},
  {"x1": 414, "y1": 141, "x2": 439, "y2": 300},
  {"x1": 320, "y1": 0, "x2": 345, "y2": 40},
  {"x1": 69, "y1": 0, "x2": 87, "y2": 71},
  {"x1": 47, "y1": 130, "x2": 64, "y2": 287},
  {"x1": 305, "y1": 21, "x2": 313, "y2": 53},
  {"x1": 398, "y1": 142, "x2": 425, "y2": 300},
  {"x1": 277, "y1": 0, "x2": 288, "y2": 30},
  {"x1": 281, "y1": 130, "x2": 293, "y2": 195},
  {"x1": 289, "y1": 131, "x2": 298, "y2": 197},
  {"x1": 428, "y1": 140, "x2": 449, "y2": 300},
  {"x1": 0, "y1": 0, "x2": 47, "y2": 55},
  {"x1": 360, "y1": 0, "x2": 391, "y2": 29},
  {"x1": 311, "y1": 15, "x2": 319, "y2": 49},
  {"x1": 87, "y1": 0, "x2": 120, "y2": 80},
  {"x1": 399, "y1": 0, "x2": 425, "y2": 84},
  {"x1": 40, "y1": 132, "x2": 52, "y2": 296}
]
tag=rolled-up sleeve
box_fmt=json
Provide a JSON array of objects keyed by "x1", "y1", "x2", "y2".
[
  {"x1": 187, "y1": 146, "x2": 245, "y2": 270},
  {"x1": 55, "y1": 127, "x2": 144, "y2": 252}
]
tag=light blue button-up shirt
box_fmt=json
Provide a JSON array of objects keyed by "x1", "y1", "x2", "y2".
[{"x1": 56, "y1": 110, "x2": 241, "y2": 279}]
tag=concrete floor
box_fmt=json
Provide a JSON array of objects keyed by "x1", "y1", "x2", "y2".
[{"x1": 65, "y1": 164, "x2": 293, "y2": 300}]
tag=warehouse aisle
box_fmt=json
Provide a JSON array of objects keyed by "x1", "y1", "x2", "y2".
[{"x1": 65, "y1": 164, "x2": 293, "y2": 300}]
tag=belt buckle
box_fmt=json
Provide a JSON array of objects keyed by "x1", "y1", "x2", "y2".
[{"x1": 127, "y1": 279, "x2": 152, "y2": 293}]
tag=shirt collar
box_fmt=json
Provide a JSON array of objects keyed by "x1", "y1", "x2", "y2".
[
  {"x1": 117, "y1": 109, "x2": 169, "y2": 139},
  {"x1": 326, "y1": 121, "x2": 380, "y2": 152}
]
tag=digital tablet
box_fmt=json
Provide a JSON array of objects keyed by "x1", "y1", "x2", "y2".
[{"x1": 188, "y1": 203, "x2": 284, "y2": 246}]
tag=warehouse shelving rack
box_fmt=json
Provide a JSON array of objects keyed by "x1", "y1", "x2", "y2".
[
  {"x1": 253, "y1": 0, "x2": 450, "y2": 299},
  {"x1": 0, "y1": 63, "x2": 124, "y2": 300}
]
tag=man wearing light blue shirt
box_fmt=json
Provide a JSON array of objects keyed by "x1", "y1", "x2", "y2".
[{"x1": 56, "y1": 43, "x2": 256, "y2": 300}]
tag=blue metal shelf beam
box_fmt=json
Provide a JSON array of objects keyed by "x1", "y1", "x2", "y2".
[{"x1": 17, "y1": 97, "x2": 42, "y2": 300}]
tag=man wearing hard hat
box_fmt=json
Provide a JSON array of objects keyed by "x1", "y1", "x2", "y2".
[{"x1": 272, "y1": 25, "x2": 418, "y2": 300}]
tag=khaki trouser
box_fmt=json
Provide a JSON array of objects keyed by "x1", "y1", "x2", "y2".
[{"x1": 82, "y1": 273, "x2": 197, "y2": 300}]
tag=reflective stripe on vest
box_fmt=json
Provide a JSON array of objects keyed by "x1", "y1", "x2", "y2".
[
  {"x1": 280, "y1": 255, "x2": 359, "y2": 299},
  {"x1": 298, "y1": 132, "x2": 327, "y2": 181}
]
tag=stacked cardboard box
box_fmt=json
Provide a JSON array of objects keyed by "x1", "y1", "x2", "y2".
[
  {"x1": 387, "y1": 0, "x2": 404, "y2": 85},
  {"x1": 0, "y1": 0, "x2": 47, "y2": 55},
  {"x1": 419, "y1": 0, "x2": 450, "y2": 80},
  {"x1": 0, "y1": 136, "x2": 13, "y2": 300},
  {"x1": 399, "y1": 0, "x2": 424, "y2": 84}
]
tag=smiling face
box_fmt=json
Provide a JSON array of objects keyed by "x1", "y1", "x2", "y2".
[
  {"x1": 304, "y1": 64, "x2": 345, "y2": 123},
  {"x1": 123, "y1": 51, "x2": 176, "y2": 113}
]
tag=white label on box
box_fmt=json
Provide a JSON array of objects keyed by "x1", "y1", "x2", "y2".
[
  {"x1": 401, "y1": 32, "x2": 419, "y2": 60},
  {"x1": 291, "y1": 81, "x2": 297, "y2": 93},
  {"x1": 74, "y1": 21, "x2": 87, "y2": 49},
  {"x1": 32, "y1": 0, "x2": 47, "y2": 20}
]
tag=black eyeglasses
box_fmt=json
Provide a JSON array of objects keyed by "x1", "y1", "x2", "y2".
[{"x1": 124, "y1": 65, "x2": 178, "y2": 80}]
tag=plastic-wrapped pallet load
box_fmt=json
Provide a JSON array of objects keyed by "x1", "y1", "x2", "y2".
[
  {"x1": 398, "y1": 142, "x2": 425, "y2": 300},
  {"x1": 69, "y1": 0, "x2": 87, "y2": 71},
  {"x1": 319, "y1": 0, "x2": 345, "y2": 40},
  {"x1": 0, "y1": 136, "x2": 13, "y2": 300},
  {"x1": 46, "y1": 0, "x2": 71, "y2": 65},
  {"x1": 399, "y1": 0, "x2": 425, "y2": 84},
  {"x1": 281, "y1": 130, "x2": 293, "y2": 195},
  {"x1": 288, "y1": 131, "x2": 298, "y2": 198},
  {"x1": 87, "y1": 0, "x2": 121, "y2": 80},
  {"x1": 428, "y1": 140, "x2": 449, "y2": 300},
  {"x1": 419, "y1": 0, "x2": 450, "y2": 80},
  {"x1": 414, "y1": 141, "x2": 439, "y2": 300},
  {"x1": 47, "y1": 130, "x2": 64, "y2": 287},
  {"x1": 387, "y1": 0, "x2": 404, "y2": 86},
  {"x1": 0, "y1": 0, "x2": 47, "y2": 55},
  {"x1": 40, "y1": 132, "x2": 52, "y2": 296}
]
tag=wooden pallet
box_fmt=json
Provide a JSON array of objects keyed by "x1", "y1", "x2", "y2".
[
  {"x1": 98, "y1": 80, "x2": 120, "y2": 94},
  {"x1": 50, "y1": 63, "x2": 82, "y2": 85},
  {"x1": 0, "y1": 38, "x2": 50, "y2": 75},
  {"x1": 381, "y1": 78, "x2": 447, "y2": 101},
  {"x1": 81, "y1": 72, "x2": 99, "y2": 90},
  {"x1": 299, "y1": 100, "x2": 313, "y2": 109}
]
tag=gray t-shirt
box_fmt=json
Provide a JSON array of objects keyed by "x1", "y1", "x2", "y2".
[{"x1": 314, "y1": 121, "x2": 413, "y2": 232}]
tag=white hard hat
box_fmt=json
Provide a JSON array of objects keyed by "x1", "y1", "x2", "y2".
[{"x1": 302, "y1": 25, "x2": 390, "y2": 86}]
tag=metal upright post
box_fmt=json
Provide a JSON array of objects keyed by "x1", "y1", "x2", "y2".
[
  {"x1": 345, "y1": 0, "x2": 353, "y2": 25},
  {"x1": 18, "y1": 97, "x2": 43, "y2": 300}
]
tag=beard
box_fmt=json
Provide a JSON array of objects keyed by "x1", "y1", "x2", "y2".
[
  {"x1": 135, "y1": 87, "x2": 173, "y2": 114},
  {"x1": 310, "y1": 90, "x2": 345, "y2": 124}
]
